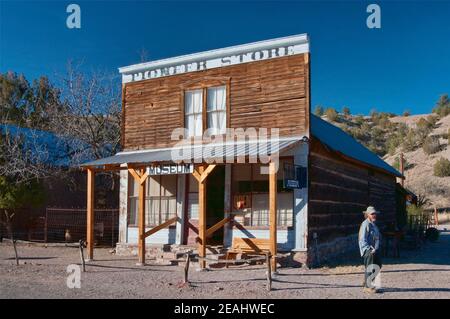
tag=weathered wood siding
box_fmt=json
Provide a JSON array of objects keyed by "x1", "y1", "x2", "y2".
[
  {"x1": 308, "y1": 138, "x2": 396, "y2": 244},
  {"x1": 122, "y1": 54, "x2": 309, "y2": 150}
]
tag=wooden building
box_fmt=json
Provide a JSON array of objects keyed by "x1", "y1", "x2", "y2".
[{"x1": 82, "y1": 34, "x2": 402, "y2": 267}]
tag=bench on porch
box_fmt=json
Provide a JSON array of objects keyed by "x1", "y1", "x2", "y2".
[{"x1": 225, "y1": 237, "x2": 271, "y2": 268}]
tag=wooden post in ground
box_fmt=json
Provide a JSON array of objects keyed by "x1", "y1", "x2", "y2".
[
  {"x1": 12, "y1": 239, "x2": 19, "y2": 266},
  {"x1": 86, "y1": 168, "x2": 95, "y2": 261},
  {"x1": 79, "y1": 240, "x2": 86, "y2": 272},
  {"x1": 138, "y1": 168, "x2": 147, "y2": 265},
  {"x1": 269, "y1": 161, "x2": 277, "y2": 272},
  {"x1": 266, "y1": 253, "x2": 272, "y2": 291},
  {"x1": 183, "y1": 253, "x2": 191, "y2": 284},
  {"x1": 198, "y1": 165, "x2": 207, "y2": 269}
]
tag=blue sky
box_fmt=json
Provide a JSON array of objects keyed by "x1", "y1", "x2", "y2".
[{"x1": 1, "y1": 0, "x2": 449, "y2": 115}]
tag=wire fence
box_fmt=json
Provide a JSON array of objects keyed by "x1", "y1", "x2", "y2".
[
  {"x1": 1, "y1": 207, "x2": 119, "y2": 247},
  {"x1": 45, "y1": 208, "x2": 119, "y2": 246}
]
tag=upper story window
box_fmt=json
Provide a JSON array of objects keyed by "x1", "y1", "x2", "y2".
[
  {"x1": 184, "y1": 85, "x2": 227, "y2": 137},
  {"x1": 184, "y1": 89, "x2": 203, "y2": 137},
  {"x1": 207, "y1": 86, "x2": 227, "y2": 135}
]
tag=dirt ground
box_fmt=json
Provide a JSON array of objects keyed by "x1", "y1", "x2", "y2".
[{"x1": 1, "y1": 226, "x2": 449, "y2": 299}]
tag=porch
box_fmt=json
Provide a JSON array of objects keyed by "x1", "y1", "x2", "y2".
[{"x1": 81, "y1": 137, "x2": 308, "y2": 270}]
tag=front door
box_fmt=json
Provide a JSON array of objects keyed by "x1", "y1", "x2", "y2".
[
  {"x1": 205, "y1": 165, "x2": 225, "y2": 245},
  {"x1": 184, "y1": 165, "x2": 225, "y2": 245}
]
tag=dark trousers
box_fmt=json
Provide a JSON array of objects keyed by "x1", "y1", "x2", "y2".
[{"x1": 363, "y1": 250, "x2": 382, "y2": 288}]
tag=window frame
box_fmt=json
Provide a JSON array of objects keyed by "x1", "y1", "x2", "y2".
[
  {"x1": 206, "y1": 85, "x2": 227, "y2": 135},
  {"x1": 184, "y1": 89, "x2": 204, "y2": 138},
  {"x1": 127, "y1": 173, "x2": 178, "y2": 228},
  {"x1": 230, "y1": 157, "x2": 295, "y2": 230},
  {"x1": 181, "y1": 78, "x2": 231, "y2": 138}
]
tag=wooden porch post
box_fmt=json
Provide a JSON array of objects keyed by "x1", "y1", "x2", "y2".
[
  {"x1": 198, "y1": 165, "x2": 207, "y2": 269},
  {"x1": 138, "y1": 168, "x2": 147, "y2": 265},
  {"x1": 86, "y1": 168, "x2": 95, "y2": 261},
  {"x1": 269, "y1": 161, "x2": 277, "y2": 271}
]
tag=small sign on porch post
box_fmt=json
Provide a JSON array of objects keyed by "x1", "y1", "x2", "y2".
[{"x1": 283, "y1": 163, "x2": 307, "y2": 189}]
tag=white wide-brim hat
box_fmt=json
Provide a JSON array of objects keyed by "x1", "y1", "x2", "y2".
[{"x1": 363, "y1": 206, "x2": 379, "y2": 215}]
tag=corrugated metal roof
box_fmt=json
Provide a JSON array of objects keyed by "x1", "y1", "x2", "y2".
[
  {"x1": 81, "y1": 137, "x2": 303, "y2": 167},
  {"x1": 82, "y1": 116, "x2": 400, "y2": 177},
  {"x1": 310, "y1": 114, "x2": 402, "y2": 177}
]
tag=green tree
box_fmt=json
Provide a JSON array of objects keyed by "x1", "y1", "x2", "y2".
[
  {"x1": 314, "y1": 105, "x2": 324, "y2": 116},
  {"x1": 0, "y1": 177, "x2": 45, "y2": 210},
  {"x1": 354, "y1": 115, "x2": 365, "y2": 125},
  {"x1": 415, "y1": 118, "x2": 434, "y2": 146},
  {"x1": 369, "y1": 108, "x2": 378, "y2": 120},
  {"x1": 0, "y1": 176, "x2": 45, "y2": 265},
  {"x1": 386, "y1": 134, "x2": 401, "y2": 155},
  {"x1": 432, "y1": 94, "x2": 450, "y2": 117},
  {"x1": 422, "y1": 136, "x2": 441, "y2": 155},
  {"x1": 342, "y1": 106, "x2": 351, "y2": 116},
  {"x1": 434, "y1": 157, "x2": 450, "y2": 177},
  {"x1": 0, "y1": 72, "x2": 61, "y2": 130},
  {"x1": 416, "y1": 117, "x2": 433, "y2": 131},
  {"x1": 325, "y1": 107, "x2": 338, "y2": 121},
  {"x1": 0, "y1": 72, "x2": 29, "y2": 126},
  {"x1": 27, "y1": 76, "x2": 61, "y2": 130},
  {"x1": 378, "y1": 116, "x2": 391, "y2": 130},
  {"x1": 426, "y1": 115, "x2": 439, "y2": 127},
  {"x1": 402, "y1": 130, "x2": 417, "y2": 152}
]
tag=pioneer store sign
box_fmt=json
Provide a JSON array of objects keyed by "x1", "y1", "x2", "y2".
[{"x1": 119, "y1": 34, "x2": 309, "y2": 83}]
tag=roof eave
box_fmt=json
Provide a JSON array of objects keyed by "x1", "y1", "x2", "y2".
[{"x1": 118, "y1": 33, "x2": 309, "y2": 75}]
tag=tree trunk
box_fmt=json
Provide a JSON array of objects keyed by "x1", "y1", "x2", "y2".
[{"x1": 4, "y1": 210, "x2": 19, "y2": 266}]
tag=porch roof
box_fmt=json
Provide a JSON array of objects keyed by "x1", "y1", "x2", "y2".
[{"x1": 81, "y1": 136, "x2": 305, "y2": 169}]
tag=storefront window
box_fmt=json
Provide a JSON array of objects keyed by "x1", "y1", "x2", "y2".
[
  {"x1": 128, "y1": 174, "x2": 177, "y2": 226},
  {"x1": 187, "y1": 174, "x2": 199, "y2": 219},
  {"x1": 128, "y1": 175, "x2": 139, "y2": 225},
  {"x1": 231, "y1": 160, "x2": 294, "y2": 227}
]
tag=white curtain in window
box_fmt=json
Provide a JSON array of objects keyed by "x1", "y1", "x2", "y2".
[
  {"x1": 185, "y1": 90, "x2": 203, "y2": 137},
  {"x1": 249, "y1": 193, "x2": 293, "y2": 227},
  {"x1": 207, "y1": 86, "x2": 226, "y2": 134},
  {"x1": 188, "y1": 193, "x2": 199, "y2": 219}
]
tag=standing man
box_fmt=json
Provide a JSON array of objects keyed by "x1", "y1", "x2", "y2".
[{"x1": 359, "y1": 206, "x2": 382, "y2": 293}]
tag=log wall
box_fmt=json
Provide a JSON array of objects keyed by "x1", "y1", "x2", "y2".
[{"x1": 308, "y1": 138, "x2": 397, "y2": 245}]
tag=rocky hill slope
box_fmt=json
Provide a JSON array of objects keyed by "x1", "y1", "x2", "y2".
[
  {"x1": 316, "y1": 99, "x2": 450, "y2": 209},
  {"x1": 384, "y1": 114, "x2": 450, "y2": 208}
]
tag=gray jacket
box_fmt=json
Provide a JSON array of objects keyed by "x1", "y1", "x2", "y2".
[{"x1": 358, "y1": 219, "x2": 381, "y2": 257}]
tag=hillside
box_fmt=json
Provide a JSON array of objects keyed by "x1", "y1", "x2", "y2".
[
  {"x1": 316, "y1": 101, "x2": 450, "y2": 209},
  {"x1": 385, "y1": 114, "x2": 450, "y2": 209}
]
